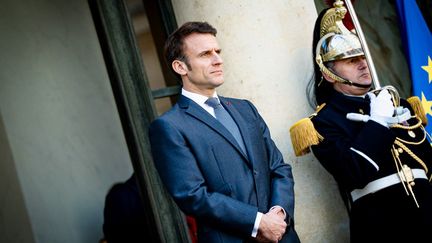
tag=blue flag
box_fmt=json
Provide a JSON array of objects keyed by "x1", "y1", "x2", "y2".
[{"x1": 396, "y1": 0, "x2": 432, "y2": 137}]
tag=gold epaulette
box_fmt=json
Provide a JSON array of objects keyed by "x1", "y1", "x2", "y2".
[
  {"x1": 407, "y1": 96, "x2": 428, "y2": 125},
  {"x1": 289, "y1": 103, "x2": 326, "y2": 156}
]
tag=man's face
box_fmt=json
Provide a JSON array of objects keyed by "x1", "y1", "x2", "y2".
[
  {"x1": 180, "y1": 33, "x2": 224, "y2": 96},
  {"x1": 330, "y1": 56, "x2": 372, "y2": 96}
]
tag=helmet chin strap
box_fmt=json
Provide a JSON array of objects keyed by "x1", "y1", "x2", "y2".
[
  {"x1": 316, "y1": 54, "x2": 372, "y2": 89},
  {"x1": 348, "y1": 81, "x2": 372, "y2": 89},
  {"x1": 326, "y1": 66, "x2": 372, "y2": 89},
  {"x1": 315, "y1": 33, "x2": 371, "y2": 89},
  {"x1": 333, "y1": 70, "x2": 372, "y2": 88}
]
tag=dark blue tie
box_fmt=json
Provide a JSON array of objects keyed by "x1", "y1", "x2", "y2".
[{"x1": 205, "y1": 97, "x2": 247, "y2": 155}]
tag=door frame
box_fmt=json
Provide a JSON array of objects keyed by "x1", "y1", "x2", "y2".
[{"x1": 88, "y1": 0, "x2": 188, "y2": 242}]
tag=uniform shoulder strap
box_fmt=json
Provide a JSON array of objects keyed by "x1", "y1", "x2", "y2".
[
  {"x1": 289, "y1": 103, "x2": 326, "y2": 156},
  {"x1": 407, "y1": 96, "x2": 428, "y2": 125}
]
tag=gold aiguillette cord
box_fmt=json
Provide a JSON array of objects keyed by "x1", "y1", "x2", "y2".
[{"x1": 391, "y1": 146, "x2": 420, "y2": 208}]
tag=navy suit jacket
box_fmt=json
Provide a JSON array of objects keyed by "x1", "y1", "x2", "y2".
[{"x1": 149, "y1": 95, "x2": 298, "y2": 242}]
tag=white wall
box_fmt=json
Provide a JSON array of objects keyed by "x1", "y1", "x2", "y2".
[
  {"x1": 0, "y1": 0, "x2": 133, "y2": 242},
  {"x1": 171, "y1": 1, "x2": 349, "y2": 242}
]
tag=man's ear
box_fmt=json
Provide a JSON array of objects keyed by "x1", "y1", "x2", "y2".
[
  {"x1": 172, "y1": 60, "x2": 188, "y2": 76},
  {"x1": 322, "y1": 71, "x2": 335, "y2": 84}
]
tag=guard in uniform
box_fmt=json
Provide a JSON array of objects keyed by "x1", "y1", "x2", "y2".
[{"x1": 290, "y1": 1, "x2": 432, "y2": 242}]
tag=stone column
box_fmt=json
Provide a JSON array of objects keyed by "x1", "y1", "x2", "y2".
[{"x1": 171, "y1": 1, "x2": 349, "y2": 242}]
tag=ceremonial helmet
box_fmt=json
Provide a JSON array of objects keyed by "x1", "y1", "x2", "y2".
[{"x1": 315, "y1": 1, "x2": 366, "y2": 86}]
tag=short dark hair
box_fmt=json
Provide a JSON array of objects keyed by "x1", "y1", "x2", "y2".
[{"x1": 164, "y1": 21, "x2": 217, "y2": 72}]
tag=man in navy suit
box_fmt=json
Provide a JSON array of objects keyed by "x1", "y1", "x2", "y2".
[{"x1": 149, "y1": 21, "x2": 300, "y2": 243}]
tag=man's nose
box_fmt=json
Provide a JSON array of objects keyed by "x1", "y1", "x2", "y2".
[
  {"x1": 212, "y1": 51, "x2": 223, "y2": 65},
  {"x1": 358, "y1": 57, "x2": 368, "y2": 69}
]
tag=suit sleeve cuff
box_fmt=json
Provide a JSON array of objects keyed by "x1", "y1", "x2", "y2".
[
  {"x1": 270, "y1": 205, "x2": 286, "y2": 219},
  {"x1": 251, "y1": 212, "x2": 263, "y2": 237}
]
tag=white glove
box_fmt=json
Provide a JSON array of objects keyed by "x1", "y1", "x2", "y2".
[
  {"x1": 368, "y1": 89, "x2": 395, "y2": 127},
  {"x1": 394, "y1": 106, "x2": 412, "y2": 124}
]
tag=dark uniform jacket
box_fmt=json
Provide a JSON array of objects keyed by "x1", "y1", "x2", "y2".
[{"x1": 311, "y1": 90, "x2": 432, "y2": 243}]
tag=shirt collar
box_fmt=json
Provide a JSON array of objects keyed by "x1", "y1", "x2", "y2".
[{"x1": 181, "y1": 88, "x2": 218, "y2": 107}]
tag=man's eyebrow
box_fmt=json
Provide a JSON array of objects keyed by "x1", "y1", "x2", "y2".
[
  {"x1": 198, "y1": 48, "x2": 222, "y2": 56},
  {"x1": 198, "y1": 50, "x2": 211, "y2": 56}
]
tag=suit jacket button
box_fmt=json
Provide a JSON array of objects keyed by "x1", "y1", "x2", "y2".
[{"x1": 253, "y1": 170, "x2": 258, "y2": 175}]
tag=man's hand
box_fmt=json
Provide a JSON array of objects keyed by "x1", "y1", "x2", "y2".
[
  {"x1": 269, "y1": 206, "x2": 286, "y2": 220},
  {"x1": 255, "y1": 210, "x2": 287, "y2": 242}
]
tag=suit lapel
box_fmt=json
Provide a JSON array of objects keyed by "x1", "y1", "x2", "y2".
[{"x1": 179, "y1": 96, "x2": 250, "y2": 163}]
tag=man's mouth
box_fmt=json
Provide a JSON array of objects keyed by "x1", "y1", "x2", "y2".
[{"x1": 360, "y1": 73, "x2": 370, "y2": 78}]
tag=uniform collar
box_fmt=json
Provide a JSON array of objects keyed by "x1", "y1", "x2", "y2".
[{"x1": 327, "y1": 89, "x2": 370, "y2": 114}]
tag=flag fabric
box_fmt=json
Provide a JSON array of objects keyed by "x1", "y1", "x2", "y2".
[{"x1": 396, "y1": 0, "x2": 432, "y2": 137}]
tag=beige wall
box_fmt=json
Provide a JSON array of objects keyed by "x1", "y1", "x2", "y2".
[{"x1": 171, "y1": 1, "x2": 349, "y2": 242}]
